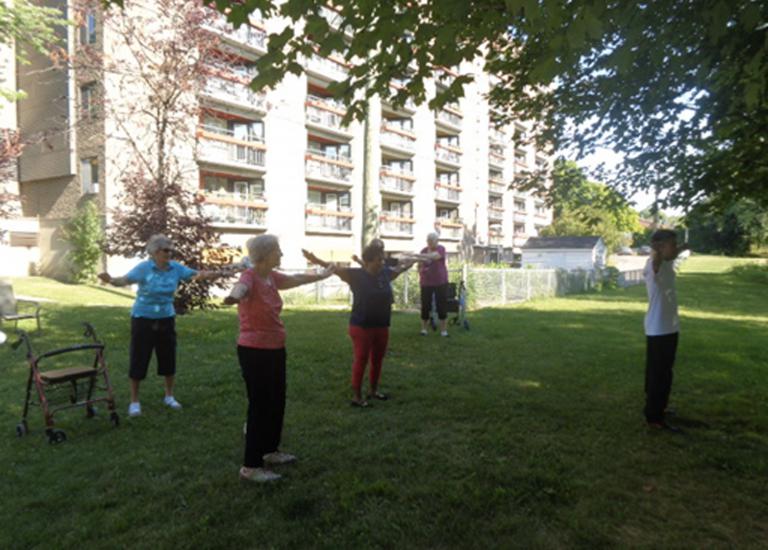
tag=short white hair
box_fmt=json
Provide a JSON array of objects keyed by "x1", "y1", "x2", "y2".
[
  {"x1": 146, "y1": 234, "x2": 173, "y2": 255},
  {"x1": 246, "y1": 234, "x2": 279, "y2": 263},
  {"x1": 426, "y1": 232, "x2": 440, "y2": 244}
]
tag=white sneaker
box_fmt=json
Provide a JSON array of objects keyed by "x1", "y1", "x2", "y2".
[
  {"x1": 128, "y1": 402, "x2": 141, "y2": 417},
  {"x1": 263, "y1": 451, "x2": 297, "y2": 465},
  {"x1": 239, "y1": 467, "x2": 281, "y2": 483},
  {"x1": 163, "y1": 396, "x2": 182, "y2": 410},
  {"x1": 440, "y1": 331, "x2": 449, "y2": 338},
  {"x1": 420, "y1": 329, "x2": 428, "y2": 336}
]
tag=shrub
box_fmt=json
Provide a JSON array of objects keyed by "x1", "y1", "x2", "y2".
[{"x1": 62, "y1": 201, "x2": 103, "y2": 283}]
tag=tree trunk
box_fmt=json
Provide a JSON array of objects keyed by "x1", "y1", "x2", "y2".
[{"x1": 361, "y1": 96, "x2": 382, "y2": 249}]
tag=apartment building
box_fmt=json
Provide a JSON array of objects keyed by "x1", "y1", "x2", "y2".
[{"x1": 16, "y1": 2, "x2": 552, "y2": 275}]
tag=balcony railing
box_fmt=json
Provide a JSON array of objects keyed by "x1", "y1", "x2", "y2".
[
  {"x1": 306, "y1": 52, "x2": 349, "y2": 81},
  {"x1": 306, "y1": 96, "x2": 349, "y2": 132},
  {"x1": 435, "y1": 143, "x2": 461, "y2": 165},
  {"x1": 202, "y1": 200, "x2": 267, "y2": 227},
  {"x1": 488, "y1": 205, "x2": 505, "y2": 220},
  {"x1": 489, "y1": 128, "x2": 506, "y2": 144},
  {"x1": 380, "y1": 212, "x2": 415, "y2": 236},
  {"x1": 489, "y1": 179, "x2": 506, "y2": 194},
  {"x1": 488, "y1": 230, "x2": 504, "y2": 245},
  {"x1": 202, "y1": 75, "x2": 266, "y2": 111},
  {"x1": 489, "y1": 150, "x2": 505, "y2": 167},
  {"x1": 379, "y1": 169, "x2": 415, "y2": 194},
  {"x1": 202, "y1": 16, "x2": 266, "y2": 52},
  {"x1": 197, "y1": 130, "x2": 266, "y2": 169},
  {"x1": 381, "y1": 125, "x2": 416, "y2": 152},
  {"x1": 305, "y1": 203, "x2": 353, "y2": 232},
  {"x1": 201, "y1": 186, "x2": 265, "y2": 204},
  {"x1": 436, "y1": 218, "x2": 462, "y2": 239},
  {"x1": 305, "y1": 150, "x2": 353, "y2": 184},
  {"x1": 435, "y1": 183, "x2": 461, "y2": 202},
  {"x1": 435, "y1": 106, "x2": 462, "y2": 128}
]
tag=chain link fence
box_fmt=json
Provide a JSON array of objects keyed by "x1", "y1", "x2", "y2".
[{"x1": 280, "y1": 266, "x2": 609, "y2": 309}]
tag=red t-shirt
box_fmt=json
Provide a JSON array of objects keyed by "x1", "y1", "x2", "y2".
[{"x1": 237, "y1": 269, "x2": 289, "y2": 349}]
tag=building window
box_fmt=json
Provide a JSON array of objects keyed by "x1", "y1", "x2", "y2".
[
  {"x1": 80, "y1": 83, "x2": 96, "y2": 119},
  {"x1": 81, "y1": 158, "x2": 99, "y2": 194},
  {"x1": 514, "y1": 223, "x2": 526, "y2": 235},
  {"x1": 80, "y1": 12, "x2": 97, "y2": 45},
  {"x1": 203, "y1": 175, "x2": 264, "y2": 202},
  {"x1": 535, "y1": 202, "x2": 547, "y2": 216},
  {"x1": 514, "y1": 199, "x2": 526, "y2": 212}
]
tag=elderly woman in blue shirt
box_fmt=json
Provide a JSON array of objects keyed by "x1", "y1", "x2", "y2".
[{"x1": 98, "y1": 234, "x2": 224, "y2": 417}]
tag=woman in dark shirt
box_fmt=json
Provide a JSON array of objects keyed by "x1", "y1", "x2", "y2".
[{"x1": 304, "y1": 243, "x2": 414, "y2": 407}]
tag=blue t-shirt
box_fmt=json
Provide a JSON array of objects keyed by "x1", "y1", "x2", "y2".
[
  {"x1": 125, "y1": 260, "x2": 197, "y2": 319},
  {"x1": 348, "y1": 266, "x2": 394, "y2": 328}
]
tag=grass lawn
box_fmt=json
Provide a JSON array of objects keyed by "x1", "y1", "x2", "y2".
[{"x1": 1, "y1": 255, "x2": 766, "y2": 548}]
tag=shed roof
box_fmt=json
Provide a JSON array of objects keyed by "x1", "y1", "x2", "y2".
[{"x1": 522, "y1": 236, "x2": 603, "y2": 250}]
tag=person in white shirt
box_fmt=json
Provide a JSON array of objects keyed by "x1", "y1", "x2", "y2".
[{"x1": 643, "y1": 229, "x2": 687, "y2": 432}]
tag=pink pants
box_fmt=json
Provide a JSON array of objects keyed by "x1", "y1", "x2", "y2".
[{"x1": 348, "y1": 325, "x2": 389, "y2": 392}]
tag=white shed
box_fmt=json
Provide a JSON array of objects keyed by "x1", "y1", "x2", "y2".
[{"x1": 521, "y1": 236, "x2": 607, "y2": 270}]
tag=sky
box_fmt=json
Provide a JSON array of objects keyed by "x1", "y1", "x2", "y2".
[{"x1": 577, "y1": 147, "x2": 682, "y2": 215}]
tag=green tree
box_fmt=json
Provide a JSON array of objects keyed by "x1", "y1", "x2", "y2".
[
  {"x1": 686, "y1": 199, "x2": 768, "y2": 256},
  {"x1": 541, "y1": 160, "x2": 641, "y2": 252},
  {"x1": 0, "y1": 0, "x2": 64, "y2": 102},
  {"x1": 62, "y1": 200, "x2": 103, "y2": 283},
  {"x1": 124, "y1": 0, "x2": 767, "y2": 210}
]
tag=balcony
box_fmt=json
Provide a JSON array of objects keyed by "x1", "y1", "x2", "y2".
[
  {"x1": 380, "y1": 211, "x2": 415, "y2": 238},
  {"x1": 202, "y1": 15, "x2": 267, "y2": 56},
  {"x1": 435, "y1": 218, "x2": 462, "y2": 240},
  {"x1": 435, "y1": 105, "x2": 462, "y2": 133},
  {"x1": 384, "y1": 79, "x2": 417, "y2": 114},
  {"x1": 202, "y1": 198, "x2": 267, "y2": 229},
  {"x1": 488, "y1": 228, "x2": 504, "y2": 245},
  {"x1": 488, "y1": 204, "x2": 504, "y2": 221},
  {"x1": 319, "y1": 5, "x2": 354, "y2": 37},
  {"x1": 514, "y1": 151, "x2": 528, "y2": 168},
  {"x1": 305, "y1": 149, "x2": 353, "y2": 186},
  {"x1": 380, "y1": 124, "x2": 416, "y2": 156},
  {"x1": 379, "y1": 168, "x2": 415, "y2": 196},
  {"x1": 201, "y1": 74, "x2": 266, "y2": 114},
  {"x1": 489, "y1": 128, "x2": 506, "y2": 145},
  {"x1": 305, "y1": 203, "x2": 353, "y2": 234},
  {"x1": 305, "y1": 95, "x2": 352, "y2": 138},
  {"x1": 489, "y1": 178, "x2": 506, "y2": 195},
  {"x1": 435, "y1": 182, "x2": 461, "y2": 204},
  {"x1": 306, "y1": 52, "x2": 350, "y2": 82},
  {"x1": 489, "y1": 149, "x2": 505, "y2": 169},
  {"x1": 197, "y1": 127, "x2": 266, "y2": 173},
  {"x1": 435, "y1": 143, "x2": 462, "y2": 168}
]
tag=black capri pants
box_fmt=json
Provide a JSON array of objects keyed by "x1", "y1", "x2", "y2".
[
  {"x1": 238, "y1": 346, "x2": 287, "y2": 468},
  {"x1": 420, "y1": 284, "x2": 448, "y2": 320},
  {"x1": 129, "y1": 316, "x2": 177, "y2": 380}
]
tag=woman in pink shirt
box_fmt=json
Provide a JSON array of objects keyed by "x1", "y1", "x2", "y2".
[{"x1": 224, "y1": 235, "x2": 334, "y2": 483}]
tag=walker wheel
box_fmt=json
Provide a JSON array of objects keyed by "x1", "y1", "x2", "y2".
[
  {"x1": 48, "y1": 429, "x2": 67, "y2": 444},
  {"x1": 86, "y1": 406, "x2": 96, "y2": 418},
  {"x1": 16, "y1": 421, "x2": 28, "y2": 437},
  {"x1": 463, "y1": 320, "x2": 470, "y2": 330},
  {"x1": 110, "y1": 412, "x2": 120, "y2": 427}
]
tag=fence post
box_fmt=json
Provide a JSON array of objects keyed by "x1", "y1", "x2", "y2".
[
  {"x1": 404, "y1": 273, "x2": 409, "y2": 306},
  {"x1": 526, "y1": 270, "x2": 531, "y2": 301},
  {"x1": 501, "y1": 269, "x2": 507, "y2": 304}
]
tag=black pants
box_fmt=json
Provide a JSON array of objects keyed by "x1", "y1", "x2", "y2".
[
  {"x1": 238, "y1": 346, "x2": 287, "y2": 468},
  {"x1": 644, "y1": 332, "x2": 678, "y2": 423},
  {"x1": 420, "y1": 284, "x2": 448, "y2": 320},
  {"x1": 129, "y1": 317, "x2": 176, "y2": 380}
]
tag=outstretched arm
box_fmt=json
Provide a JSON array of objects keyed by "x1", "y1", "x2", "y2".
[
  {"x1": 389, "y1": 259, "x2": 417, "y2": 281},
  {"x1": 97, "y1": 273, "x2": 134, "y2": 287},
  {"x1": 302, "y1": 249, "x2": 330, "y2": 268},
  {"x1": 276, "y1": 265, "x2": 336, "y2": 290}
]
